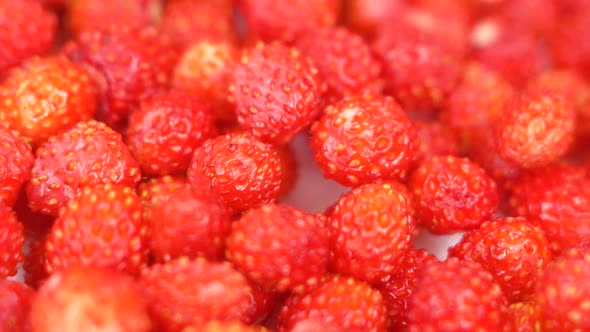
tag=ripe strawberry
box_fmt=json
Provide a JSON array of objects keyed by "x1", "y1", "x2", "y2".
[
  {"x1": 0, "y1": 123, "x2": 34, "y2": 207},
  {"x1": 0, "y1": 205, "x2": 24, "y2": 278},
  {"x1": 137, "y1": 175, "x2": 190, "y2": 226},
  {"x1": 376, "y1": 248, "x2": 439, "y2": 330},
  {"x1": 31, "y1": 265, "x2": 151, "y2": 332},
  {"x1": 534, "y1": 255, "x2": 590, "y2": 330},
  {"x1": 342, "y1": 0, "x2": 407, "y2": 39},
  {"x1": 328, "y1": 182, "x2": 416, "y2": 283},
  {"x1": 413, "y1": 120, "x2": 460, "y2": 166},
  {"x1": 0, "y1": 280, "x2": 34, "y2": 332},
  {"x1": 229, "y1": 42, "x2": 326, "y2": 145},
  {"x1": 173, "y1": 41, "x2": 238, "y2": 125},
  {"x1": 0, "y1": 56, "x2": 98, "y2": 146},
  {"x1": 508, "y1": 163, "x2": 590, "y2": 253},
  {"x1": 508, "y1": 301, "x2": 540, "y2": 332},
  {"x1": 0, "y1": 0, "x2": 57, "y2": 74},
  {"x1": 310, "y1": 94, "x2": 416, "y2": 186},
  {"x1": 140, "y1": 257, "x2": 252, "y2": 331},
  {"x1": 277, "y1": 275, "x2": 388, "y2": 332},
  {"x1": 45, "y1": 184, "x2": 148, "y2": 275},
  {"x1": 187, "y1": 132, "x2": 284, "y2": 213},
  {"x1": 66, "y1": 26, "x2": 179, "y2": 127},
  {"x1": 407, "y1": 258, "x2": 509, "y2": 331},
  {"x1": 27, "y1": 120, "x2": 141, "y2": 216},
  {"x1": 150, "y1": 186, "x2": 231, "y2": 262},
  {"x1": 185, "y1": 321, "x2": 270, "y2": 332},
  {"x1": 294, "y1": 27, "x2": 382, "y2": 102},
  {"x1": 126, "y1": 91, "x2": 217, "y2": 176},
  {"x1": 227, "y1": 204, "x2": 329, "y2": 293},
  {"x1": 495, "y1": 91, "x2": 575, "y2": 168},
  {"x1": 235, "y1": 0, "x2": 340, "y2": 43},
  {"x1": 410, "y1": 156, "x2": 499, "y2": 234},
  {"x1": 449, "y1": 217, "x2": 552, "y2": 302}
]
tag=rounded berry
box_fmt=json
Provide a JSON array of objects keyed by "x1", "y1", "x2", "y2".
[
  {"x1": 0, "y1": 205, "x2": 24, "y2": 278},
  {"x1": 0, "y1": 123, "x2": 33, "y2": 207}
]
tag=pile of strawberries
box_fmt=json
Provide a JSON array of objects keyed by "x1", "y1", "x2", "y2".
[{"x1": 1, "y1": 0, "x2": 590, "y2": 331}]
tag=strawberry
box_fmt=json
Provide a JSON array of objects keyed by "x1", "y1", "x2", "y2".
[
  {"x1": 0, "y1": 0, "x2": 57, "y2": 74},
  {"x1": 407, "y1": 258, "x2": 509, "y2": 331},
  {"x1": 413, "y1": 120, "x2": 460, "y2": 166},
  {"x1": 0, "y1": 280, "x2": 34, "y2": 332},
  {"x1": 185, "y1": 321, "x2": 270, "y2": 332},
  {"x1": 508, "y1": 301, "x2": 540, "y2": 332},
  {"x1": 310, "y1": 94, "x2": 416, "y2": 186},
  {"x1": 229, "y1": 42, "x2": 326, "y2": 145},
  {"x1": 277, "y1": 274, "x2": 388, "y2": 332},
  {"x1": 449, "y1": 217, "x2": 552, "y2": 302},
  {"x1": 150, "y1": 186, "x2": 231, "y2": 262},
  {"x1": 140, "y1": 257, "x2": 252, "y2": 331},
  {"x1": 26, "y1": 120, "x2": 141, "y2": 216},
  {"x1": 227, "y1": 204, "x2": 329, "y2": 293},
  {"x1": 0, "y1": 56, "x2": 98, "y2": 146},
  {"x1": 66, "y1": 26, "x2": 179, "y2": 127},
  {"x1": 31, "y1": 265, "x2": 151, "y2": 332},
  {"x1": 328, "y1": 182, "x2": 416, "y2": 283},
  {"x1": 137, "y1": 175, "x2": 190, "y2": 226},
  {"x1": 45, "y1": 184, "x2": 148, "y2": 275},
  {"x1": 410, "y1": 156, "x2": 499, "y2": 234},
  {"x1": 0, "y1": 122, "x2": 34, "y2": 207},
  {"x1": 126, "y1": 90, "x2": 217, "y2": 176},
  {"x1": 0, "y1": 205, "x2": 24, "y2": 278},
  {"x1": 294, "y1": 27, "x2": 382, "y2": 102},
  {"x1": 187, "y1": 132, "x2": 284, "y2": 213}
]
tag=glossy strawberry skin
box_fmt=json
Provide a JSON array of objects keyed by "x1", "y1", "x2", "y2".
[
  {"x1": 310, "y1": 94, "x2": 416, "y2": 187},
  {"x1": 0, "y1": 123, "x2": 34, "y2": 207},
  {"x1": 0, "y1": 280, "x2": 34, "y2": 332},
  {"x1": 229, "y1": 42, "x2": 327, "y2": 145},
  {"x1": 0, "y1": 205, "x2": 24, "y2": 278},
  {"x1": 27, "y1": 120, "x2": 141, "y2": 217}
]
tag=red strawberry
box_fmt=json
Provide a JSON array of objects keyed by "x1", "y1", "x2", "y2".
[
  {"x1": 26, "y1": 120, "x2": 141, "y2": 216},
  {"x1": 0, "y1": 0, "x2": 57, "y2": 74},
  {"x1": 413, "y1": 120, "x2": 460, "y2": 166},
  {"x1": 0, "y1": 205, "x2": 24, "y2": 278},
  {"x1": 0, "y1": 123, "x2": 34, "y2": 207},
  {"x1": 277, "y1": 274, "x2": 388, "y2": 332},
  {"x1": 140, "y1": 257, "x2": 252, "y2": 331},
  {"x1": 126, "y1": 90, "x2": 217, "y2": 176},
  {"x1": 45, "y1": 184, "x2": 148, "y2": 275},
  {"x1": 410, "y1": 156, "x2": 499, "y2": 234},
  {"x1": 31, "y1": 265, "x2": 151, "y2": 332},
  {"x1": 407, "y1": 258, "x2": 509, "y2": 331},
  {"x1": 187, "y1": 132, "x2": 284, "y2": 213},
  {"x1": 508, "y1": 301, "x2": 540, "y2": 332},
  {"x1": 310, "y1": 94, "x2": 416, "y2": 186},
  {"x1": 227, "y1": 204, "x2": 329, "y2": 293},
  {"x1": 449, "y1": 217, "x2": 552, "y2": 302},
  {"x1": 137, "y1": 175, "x2": 190, "y2": 226},
  {"x1": 0, "y1": 56, "x2": 98, "y2": 146},
  {"x1": 328, "y1": 182, "x2": 416, "y2": 283},
  {"x1": 150, "y1": 186, "x2": 231, "y2": 262},
  {"x1": 229, "y1": 42, "x2": 327, "y2": 145},
  {"x1": 0, "y1": 280, "x2": 34, "y2": 332}
]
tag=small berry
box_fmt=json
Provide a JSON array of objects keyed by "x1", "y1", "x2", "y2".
[
  {"x1": 0, "y1": 280, "x2": 34, "y2": 332},
  {"x1": 0, "y1": 205, "x2": 24, "y2": 278},
  {"x1": 0, "y1": 123, "x2": 34, "y2": 207}
]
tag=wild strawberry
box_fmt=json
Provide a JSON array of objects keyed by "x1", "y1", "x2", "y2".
[
  {"x1": 550, "y1": 12, "x2": 590, "y2": 79},
  {"x1": 342, "y1": 0, "x2": 407, "y2": 39},
  {"x1": 410, "y1": 156, "x2": 499, "y2": 234},
  {"x1": 277, "y1": 275, "x2": 388, "y2": 332},
  {"x1": 45, "y1": 184, "x2": 148, "y2": 275},
  {"x1": 449, "y1": 217, "x2": 552, "y2": 302},
  {"x1": 235, "y1": 0, "x2": 340, "y2": 43},
  {"x1": 0, "y1": 56, "x2": 98, "y2": 146},
  {"x1": 0, "y1": 205, "x2": 24, "y2": 278},
  {"x1": 227, "y1": 204, "x2": 329, "y2": 293},
  {"x1": 0, "y1": 123, "x2": 34, "y2": 207},
  {"x1": 328, "y1": 182, "x2": 416, "y2": 283},
  {"x1": 31, "y1": 265, "x2": 151, "y2": 332},
  {"x1": 534, "y1": 255, "x2": 590, "y2": 330},
  {"x1": 413, "y1": 120, "x2": 460, "y2": 166},
  {"x1": 66, "y1": 0, "x2": 162, "y2": 36},
  {"x1": 294, "y1": 27, "x2": 382, "y2": 102},
  {"x1": 150, "y1": 186, "x2": 231, "y2": 262},
  {"x1": 66, "y1": 26, "x2": 179, "y2": 127},
  {"x1": 24, "y1": 235, "x2": 49, "y2": 289},
  {"x1": 126, "y1": 91, "x2": 217, "y2": 176},
  {"x1": 495, "y1": 91, "x2": 575, "y2": 168},
  {"x1": 508, "y1": 301, "x2": 540, "y2": 332},
  {"x1": 185, "y1": 321, "x2": 270, "y2": 332},
  {"x1": 310, "y1": 94, "x2": 416, "y2": 186},
  {"x1": 140, "y1": 257, "x2": 252, "y2": 331},
  {"x1": 0, "y1": 280, "x2": 34, "y2": 332},
  {"x1": 229, "y1": 42, "x2": 326, "y2": 145},
  {"x1": 187, "y1": 132, "x2": 283, "y2": 213},
  {"x1": 137, "y1": 175, "x2": 190, "y2": 226},
  {"x1": 376, "y1": 248, "x2": 439, "y2": 330},
  {"x1": 27, "y1": 120, "x2": 141, "y2": 216},
  {"x1": 0, "y1": 0, "x2": 57, "y2": 74},
  {"x1": 408, "y1": 258, "x2": 509, "y2": 331},
  {"x1": 508, "y1": 163, "x2": 590, "y2": 253},
  {"x1": 173, "y1": 41, "x2": 238, "y2": 125},
  {"x1": 160, "y1": 0, "x2": 236, "y2": 48}
]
